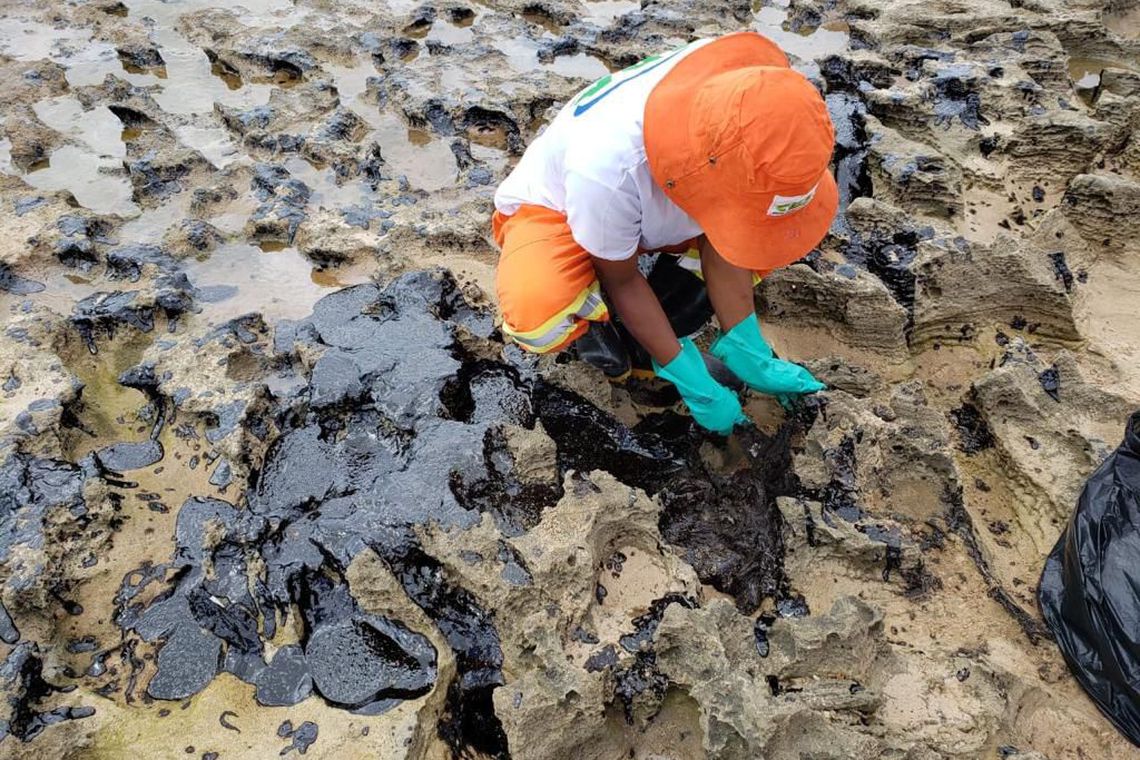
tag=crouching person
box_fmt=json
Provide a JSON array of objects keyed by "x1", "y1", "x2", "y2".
[{"x1": 492, "y1": 32, "x2": 837, "y2": 434}]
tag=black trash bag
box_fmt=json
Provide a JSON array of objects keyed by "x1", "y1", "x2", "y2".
[
  {"x1": 618, "y1": 254, "x2": 714, "y2": 372},
  {"x1": 1039, "y1": 410, "x2": 1140, "y2": 745}
]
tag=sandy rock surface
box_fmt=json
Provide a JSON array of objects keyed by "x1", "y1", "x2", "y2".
[{"x1": 0, "y1": 0, "x2": 1139, "y2": 758}]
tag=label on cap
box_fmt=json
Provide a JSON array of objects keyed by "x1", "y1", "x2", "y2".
[{"x1": 767, "y1": 184, "x2": 818, "y2": 217}]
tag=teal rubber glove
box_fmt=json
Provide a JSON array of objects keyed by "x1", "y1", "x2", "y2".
[
  {"x1": 710, "y1": 314, "x2": 825, "y2": 399},
  {"x1": 653, "y1": 338, "x2": 748, "y2": 435}
]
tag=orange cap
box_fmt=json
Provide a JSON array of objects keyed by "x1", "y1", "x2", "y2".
[{"x1": 644, "y1": 32, "x2": 838, "y2": 271}]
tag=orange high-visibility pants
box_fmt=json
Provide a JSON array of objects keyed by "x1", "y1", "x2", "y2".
[
  {"x1": 493, "y1": 205, "x2": 609, "y2": 354},
  {"x1": 492, "y1": 204, "x2": 754, "y2": 354}
]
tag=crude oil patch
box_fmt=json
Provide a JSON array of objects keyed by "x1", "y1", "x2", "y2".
[
  {"x1": 656, "y1": 424, "x2": 797, "y2": 613},
  {"x1": 106, "y1": 272, "x2": 510, "y2": 737}
]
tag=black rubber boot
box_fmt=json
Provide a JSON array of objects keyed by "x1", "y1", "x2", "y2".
[{"x1": 574, "y1": 319, "x2": 632, "y2": 380}]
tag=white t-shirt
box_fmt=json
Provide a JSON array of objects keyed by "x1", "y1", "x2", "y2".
[{"x1": 494, "y1": 40, "x2": 712, "y2": 261}]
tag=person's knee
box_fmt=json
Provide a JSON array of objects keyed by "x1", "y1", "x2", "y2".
[
  {"x1": 492, "y1": 207, "x2": 602, "y2": 350},
  {"x1": 497, "y1": 261, "x2": 560, "y2": 334},
  {"x1": 498, "y1": 252, "x2": 599, "y2": 325},
  {"x1": 496, "y1": 265, "x2": 603, "y2": 353}
]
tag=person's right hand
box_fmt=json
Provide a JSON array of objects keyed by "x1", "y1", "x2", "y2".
[{"x1": 653, "y1": 338, "x2": 748, "y2": 435}]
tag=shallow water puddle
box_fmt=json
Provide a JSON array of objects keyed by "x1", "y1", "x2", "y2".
[
  {"x1": 377, "y1": 117, "x2": 458, "y2": 192},
  {"x1": 1, "y1": 0, "x2": 278, "y2": 217},
  {"x1": 118, "y1": 188, "x2": 197, "y2": 242},
  {"x1": 345, "y1": 109, "x2": 459, "y2": 192},
  {"x1": 0, "y1": 18, "x2": 89, "y2": 61},
  {"x1": 6, "y1": 96, "x2": 139, "y2": 216},
  {"x1": 753, "y1": 0, "x2": 849, "y2": 72},
  {"x1": 3, "y1": 227, "x2": 159, "y2": 317},
  {"x1": 99, "y1": 0, "x2": 283, "y2": 118},
  {"x1": 427, "y1": 18, "x2": 477, "y2": 46},
  {"x1": 551, "y1": 51, "x2": 613, "y2": 79},
  {"x1": 581, "y1": 0, "x2": 641, "y2": 25},
  {"x1": 181, "y1": 242, "x2": 372, "y2": 323},
  {"x1": 1067, "y1": 57, "x2": 1131, "y2": 94},
  {"x1": 174, "y1": 124, "x2": 242, "y2": 168},
  {"x1": 19, "y1": 145, "x2": 138, "y2": 217},
  {"x1": 61, "y1": 333, "x2": 156, "y2": 462},
  {"x1": 0, "y1": 167, "x2": 359, "y2": 329},
  {"x1": 1069, "y1": 58, "x2": 1105, "y2": 88},
  {"x1": 118, "y1": 24, "x2": 275, "y2": 118},
  {"x1": 470, "y1": 142, "x2": 511, "y2": 176},
  {"x1": 123, "y1": 0, "x2": 296, "y2": 28},
  {"x1": 415, "y1": 9, "x2": 609, "y2": 82},
  {"x1": 33, "y1": 96, "x2": 126, "y2": 156},
  {"x1": 149, "y1": 32, "x2": 275, "y2": 117},
  {"x1": 521, "y1": 8, "x2": 564, "y2": 35},
  {"x1": 494, "y1": 36, "x2": 610, "y2": 80},
  {"x1": 328, "y1": 58, "x2": 380, "y2": 106},
  {"x1": 333, "y1": 68, "x2": 461, "y2": 192},
  {"x1": 282, "y1": 155, "x2": 382, "y2": 208},
  {"x1": 65, "y1": 41, "x2": 155, "y2": 88},
  {"x1": 0, "y1": 17, "x2": 152, "y2": 87},
  {"x1": 383, "y1": 0, "x2": 426, "y2": 13}
]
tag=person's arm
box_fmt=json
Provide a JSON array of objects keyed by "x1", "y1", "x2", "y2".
[
  {"x1": 698, "y1": 234, "x2": 755, "y2": 333},
  {"x1": 699, "y1": 236, "x2": 826, "y2": 402},
  {"x1": 565, "y1": 168, "x2": 744, "y2": 432},
  {"x1": 592, "y1": 256, "x2": 681, "y2": 366},
  {"x1": 593, "y1": 254, "x2": 746, "y2": 435}
]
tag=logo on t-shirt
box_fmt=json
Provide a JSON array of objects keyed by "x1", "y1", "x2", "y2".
[
  {"x1": 572, "y1": 44, "x2": 692, "y2": 117},
  {"x1": 767, "y1": 184, "x2": 818, "y2": 217}
]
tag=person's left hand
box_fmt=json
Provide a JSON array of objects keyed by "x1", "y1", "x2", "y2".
[{"x1": 710, "y1": 313, "x2": 825, "y2": 397}]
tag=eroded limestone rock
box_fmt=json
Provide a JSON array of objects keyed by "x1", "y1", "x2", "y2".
[
  {"x1": 759, "y1": 265, "x2": 909, "y2": 360},
  {"x1": 972, "y1": 341, "x2": 1134, "y2": 519},
  {"x1": 913, "y1": 233, "x2": 1079, "y2": 345},
  {"x1": 655, "y1": 597, "x2": 885, "y2": 759}
]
